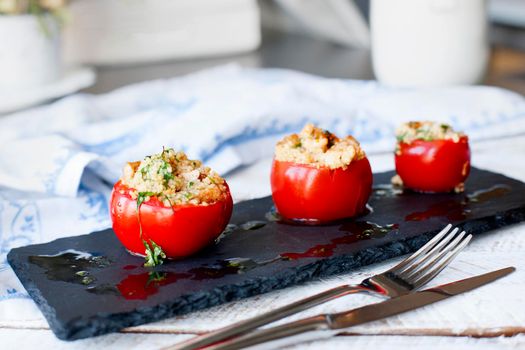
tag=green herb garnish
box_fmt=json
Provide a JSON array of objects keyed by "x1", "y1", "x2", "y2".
[
  {"x1": 140, "y1": 165, "x2": 151, "y2": 180},
  {"x1": 137, "y1": 191, "x2": 156, "y2": 208},
  {"x1": 396, "y1": 133, "x2": 406, "y2": 142},
  {"x1": 163, "y1": 172, "x2": 174, "y2": 182},
  {"x1": 136, "y1": 191, "x2": 165, "y2": 267},
  {"x1": 146, "y1": 271, "x2": 167, "y2": 285},
  {"x1": 143, "y1": 239, "x2": 166, "y2": 267},
  {"x1": 158, "y1": 160, "x2": 174, "y2": 184}
]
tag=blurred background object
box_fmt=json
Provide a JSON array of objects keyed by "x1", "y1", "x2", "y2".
[
  {"x1": 489, "y1": 0, "x2": 525, "y2": 28},
  {"x1": 371, "y1": 0, "x2": 489, "y2": 87},
  {"x1": 0, "y1": 0, "x2": 95, "y2": 114},
  {"x1": 62, "y1": 0, "x2": 262, "y2": 65},
  {"x1": 260, "y1": 0, "x2": 369, "y2": 48},
  {"x1": 1, "y1": 0, "x2": 525, "y2": 113},
  {"x1": 0, "y1": 0, "x2": 65, "y2": 90}
]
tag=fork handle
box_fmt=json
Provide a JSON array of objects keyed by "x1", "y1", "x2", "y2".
[
  {"x1": 206, "y1": 315, "x2": 331, "y2": 350},
  {"x1": 165, "y1": 284, "x2": 366, "y2": 350}
]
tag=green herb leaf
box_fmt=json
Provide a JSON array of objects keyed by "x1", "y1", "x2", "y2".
[
  {"x1": 140, "y1": 165, "x2": 151, "y2": 180},
  {"x1": 157, "y1": 160, "x2": 174, "y2": 184},
  {"x1": 143, "y1": 239, "x2": 166, "y2": 267},
  {"x1": 188, "y1": 181, "x2": 194, "y2": 188},
  {"x1": 146, "y1": 271, "x2": 167, "y2": 286},
  {"x1": 137, "y1": 191, "x2": 156, "y2": 209}
]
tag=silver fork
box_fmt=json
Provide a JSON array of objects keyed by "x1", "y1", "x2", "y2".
[{"x1": 166, "y1": 224, "x2": 471, "y2": 350}]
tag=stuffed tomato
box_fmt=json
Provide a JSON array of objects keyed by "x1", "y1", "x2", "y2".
[
  {"x1": 270, "y1": 123, "x2": 372, "y2": 223},
  {"x1": 110, "y1": 148, "x2": 233, "y2": 265},
  {"x1": 394, "y1": 121, "x2": 470, "y2": 193}
]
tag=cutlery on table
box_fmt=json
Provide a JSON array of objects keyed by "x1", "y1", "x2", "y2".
[
  {"x1": 168, "y1": 224, "x2": 471, "y2": 350},
  {"x1": 207, "y1": 266, "x2": 515, "y2": 350}
]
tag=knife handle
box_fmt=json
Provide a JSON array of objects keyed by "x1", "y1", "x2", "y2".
[
  {"x1": 165, "y1": 284, "x2": 366, "y2": 350},
  {"x1": 206, "y1": 315, "x2": 331, "y2": 350}
]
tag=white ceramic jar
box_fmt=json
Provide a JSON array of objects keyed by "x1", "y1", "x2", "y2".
[
  {"x1": 371, "y1": 0, "x2": 489, "y2": 87},
  {"x1": 0, "y1": 14, "x2": 61, "y2": 90}
]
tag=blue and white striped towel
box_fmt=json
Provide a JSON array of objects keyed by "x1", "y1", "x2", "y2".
[{"x1": 1, "y1": 64, "x2": 525, "y2": 302}]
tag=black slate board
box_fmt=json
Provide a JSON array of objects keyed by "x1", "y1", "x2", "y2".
[{"x1": 8, "y1": 167, "x2": 525, "y2": 341}]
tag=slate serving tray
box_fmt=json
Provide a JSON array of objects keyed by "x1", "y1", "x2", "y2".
[{"x1": 8, "y1": 167, "x2": 525, "y2": 341}]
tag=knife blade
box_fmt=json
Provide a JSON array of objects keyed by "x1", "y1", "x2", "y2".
[
  {"x1": 208, "y1": 267, "x2": 515, "y2": 350},
  {"x1": 328, "y1": 266, "x2": 514, "y2": 328}
]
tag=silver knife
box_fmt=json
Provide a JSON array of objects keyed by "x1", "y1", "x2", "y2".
[{"x1": 205, "y1": 267, "x2": 515, "y2": 350}]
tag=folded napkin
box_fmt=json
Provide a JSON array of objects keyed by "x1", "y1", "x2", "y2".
[{"x1": 1, "y1": 64, "x2": 525, "y2": 302}]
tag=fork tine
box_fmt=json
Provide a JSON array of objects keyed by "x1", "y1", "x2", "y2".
[
  {"x1": 389, "y1": 224, "x2": 452, "y2": 274},
  {"x1": 411, "y1": 234, "x2": 472, "y2": 288},
  {"x1": 402, "y1": 230, "x2": 465, "y2": 282},
  {"x1": 398, "y1": 227, "x2": 459, "y2": 277}
]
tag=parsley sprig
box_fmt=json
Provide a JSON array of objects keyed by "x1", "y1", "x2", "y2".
[
  {"x1": 136, "y1": 191, "x2": 166, "y2": 267},
  {"x1": 143, "y1": 239, "x2": 166, "y2": 267}
]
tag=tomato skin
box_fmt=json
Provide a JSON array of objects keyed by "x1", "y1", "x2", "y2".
[
  {"x1": 395, "y1": 137, "x2": 471, "y2": 193},
  {"x1": 270, "y1": 158, "x2": 373, "y2": 223},
  {"x1": 110, "y1": 181, "x2": 233, "y2": 259}
]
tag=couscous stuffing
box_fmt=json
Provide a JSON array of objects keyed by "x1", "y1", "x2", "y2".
[
  {"x1": 274, "y1": 123, "x2": 366, "y2": 169},
  {"x1": 396, "y1": 121, "x2": 465, "y2": 146},
  {"x1": 120, "y1": 148, "x2": 228, "y2": 206}
]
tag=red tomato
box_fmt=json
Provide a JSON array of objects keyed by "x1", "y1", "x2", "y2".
[
  {"x1": 110, "y1": 181, "x2": 233, "y2": 259},
  {"x1": 270, "y1": 158, "x2": 373, "y2": 223},
  {"x1": 395, "y1": 136, "x2": 470, "y2": 193}
]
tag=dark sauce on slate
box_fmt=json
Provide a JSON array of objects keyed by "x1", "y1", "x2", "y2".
[
  {"x1": 86, "y1": 257, "x2": 274, "y2": 300},
  {"x1": 87, "y1": 271, "x2": 191, "y2": 300},
  {"x1": 26, "y1": 219, "x2": 398, "y2": 300},
  {"x1": 239, "y1": 221, "x2": 267, "y2": 231},
  {"x1": 215, "y1": 221, "x2": 267, "y2": 243},
  {"x1": 39, "y1": 184, "x2": 507, "y2": 298},
  {"x1": 372, "y1": 184, "x2": 405, "y2": 198},
  {"x1": 405, "y1": 184, "x2": 511, "y2": 222},
  {"x1": 28, "y1": 250, "x2": 112, "y2": 286},
  {"x1": 280, "y1": 221, "x2": 399, "y2": 260},
  {"x1": 28, "y1": 248, "x2": 273, "y2": 300},
  {"x1": 24, "y1": 181, "x2": 516, "y2": 301},
  {"x1": 264, "y1": 206, "x2": 373, "y2": 226},
  {"x1": 467, "y1": 184, "x2": 511, "y2": 203}
]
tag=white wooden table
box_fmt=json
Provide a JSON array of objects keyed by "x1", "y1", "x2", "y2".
[{"x1": 2, "y1": 134, "x2": 525, "y2": 349}]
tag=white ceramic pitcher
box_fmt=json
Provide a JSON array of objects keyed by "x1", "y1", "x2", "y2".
[
  {"x1": 371, "y1": 0, "x2": 489, "y2": 87},
  {"x1": 0, "y1": 15, "x2": 61, "y2": 90}
]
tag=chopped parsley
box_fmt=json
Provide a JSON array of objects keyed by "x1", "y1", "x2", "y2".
[
  {"x1": 395, "y1": 121, "x2": 462, "y2": 145},
  {"x1": 146, "y1": 271, "x2": 167, "y2": 285},
  {"x1": 140, "y1": 165, "x2": 151, "y2": 180},
  {"x1": 143, "y1": 239, "x2": 166, "y2": 267},
  {"x1": 137, "y1": 191, "x2": 156, "y2": 208},
  {"x1": 136, "y1": 191, "x2": 166, "y2": 267},
  {"x1": 158, "y1": 160, "x2": 174, "y2": 184},
  {"x1": 396, "y1": 133, "x2": 407, "y2": 142}
]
